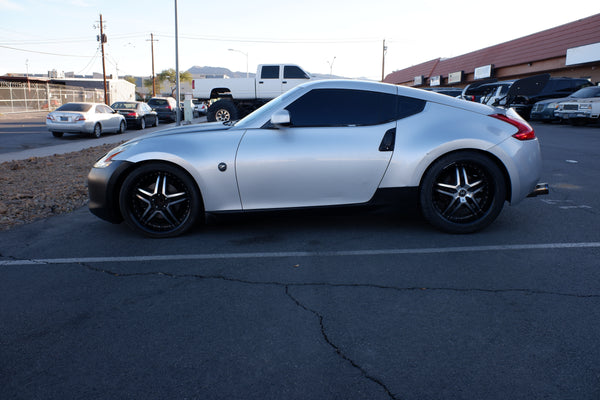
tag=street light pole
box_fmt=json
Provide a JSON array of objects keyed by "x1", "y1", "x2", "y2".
[
  {"x1": 327, "y1": 56, "x2": 336, "y2": 77},
  {"x1": 228, "y1": 49, "x2": 248, "y2": 78},
  {"x1": 174, "y1": 0, "x2": 181, "y2": 125}
]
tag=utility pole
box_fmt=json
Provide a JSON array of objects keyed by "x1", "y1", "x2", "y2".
[
  {"x1": 147, "y1": 33, "x2": 158, "y2": 97},
  {"x1": 97, "y1": 14, "x2": 108, "y2": 105},
  {"x1": 381, "y1": 39, "x2": 387, "y2": 82}
]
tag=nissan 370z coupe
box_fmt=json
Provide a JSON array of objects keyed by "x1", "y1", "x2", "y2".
[{"x1": 88, "y1": 80, "x2": 548, "y2": 238}]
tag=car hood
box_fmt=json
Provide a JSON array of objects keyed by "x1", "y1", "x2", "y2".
[
  {"x1": 562, "y1": 98, "x2": 600, "y2": 103},
  {"x1": 128, "y1": 121, "x2": 233, "y2": 142},
  {"x1": 534, "y1": 96, "x2": 572, "y2": 106}
]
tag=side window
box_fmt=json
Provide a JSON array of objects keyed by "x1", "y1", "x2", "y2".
[
  {"x1": 261, "y1": 66, "x2": 280, "y2": 79},
  {"x1": 285, "y1": 89, "x2": 399, "y2": 127},
  {"x1": 284, "y1": 66, "x2": 309, "y2": 79}
]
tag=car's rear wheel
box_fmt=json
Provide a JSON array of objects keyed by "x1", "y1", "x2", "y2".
[
  {"x1": 419, "y1": 151, "x2": 506, "y2": 233},
  {"x1": 92, "y1": 123, "x2": 102, "y2": 138},
  {"x1": 207, "y1": 99, "x2": 238, "y2": 122},
  {"x1": 153, "y1": 115, "x2": 159, "y2": 127},
  {"x1": 139, "y1": 117, "x2": 146, "y2": 130},
  {"x1": 51, "y1": 131, "x2": 63, "y2": 138},
  {"x1": 118, "y1": 120, "x2": 126, "y2": 133},
  {"x1": 119, "y1": 162, "x2": 202, "y2": 238}
]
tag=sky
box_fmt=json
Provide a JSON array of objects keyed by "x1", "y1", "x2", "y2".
[{"x1": 1, "y1": 0, "x2": 600, "y2": 81}]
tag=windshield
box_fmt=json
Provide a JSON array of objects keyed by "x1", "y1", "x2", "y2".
[
  {"x1": 234, "y1": 86, "x2": 307, "y2": 128},
  {"x1": 571, "y1": 86, "x2": 600, "y2": 98},
  {"x1": 111, "y1": 102, "x2": 137, "y2": 109},
  {"x1": 56, "y1": 103, "x2": 92, "y2": 112}
]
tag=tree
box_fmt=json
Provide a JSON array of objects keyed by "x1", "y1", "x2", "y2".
[
  {"x1": 123, "y1": 75, "x2": 137, "y2": 85},
  {"x1": 156, "y1": 69, "x2": 192, "y2": 98}
]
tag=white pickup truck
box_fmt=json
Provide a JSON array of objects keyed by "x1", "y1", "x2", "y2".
[{"x1": 192, "y1": 64, "x2": 313, "y2": 122}]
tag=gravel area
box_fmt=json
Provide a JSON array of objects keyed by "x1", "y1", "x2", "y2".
[{"x1": 0, "y1": 143, "x2": 122, "y2": 231}]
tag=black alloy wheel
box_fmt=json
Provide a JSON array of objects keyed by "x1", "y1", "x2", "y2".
[
  {"x1": 119, "y1": 163, "x2": 202, "y2": 238},
  {"x1": 419, "y1": 151, "x2": 506, "y2": 233}
]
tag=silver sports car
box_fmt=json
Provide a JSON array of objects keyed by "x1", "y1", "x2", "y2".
[{"x1": 88, "y1": 80, "x2": 548, "y2": 238}]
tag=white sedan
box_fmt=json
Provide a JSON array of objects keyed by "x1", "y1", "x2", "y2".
[
  {"x1": 88, "y1": 79, "x2": 548, "y2": 237},
  {"x1": 46, "y1": 102, "x2": 126, "y2": 138}
]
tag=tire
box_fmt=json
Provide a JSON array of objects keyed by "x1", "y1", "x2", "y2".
[
  {"x1": 119, "y1": 162, "x2": 203, "y2": 238},
  {"x1": 419, "y1": 151, "x2": 506, "y2": 233},
  {"x1": 118, "y1": 120, "x2": 126, "y2": 133},
  {"x1": 153, "y1": 115, "x2": 159, "y2": 127},
  {"x1": 139, "y1": 117, "x2": 146, "y2": 130},
  {"x1": 92, "y1": 123, "x2": 102, "y2": 138},
  {"x1": 51, "y1": 131, "x2": 63, "y2": 138},
  {"x1": 206, "y1": 100, "x2": 238, "y2": 122}
]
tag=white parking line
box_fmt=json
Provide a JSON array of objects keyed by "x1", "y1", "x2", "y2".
[{"x1": 2, "y1": 242, "x2": 600, "y2": 266}]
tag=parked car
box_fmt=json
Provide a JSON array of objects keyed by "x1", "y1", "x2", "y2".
[
  {"x1": 111, "y1": 101, "x2": 158, "y2": 130},
  {"x1": 508, "y1": 77, "x2": 593, "y2": 119},
  {"x1": 421, "y1": 87, "x2": 463, "y2": 97},
  {"x1": 554, "y1": 85, "x2": 600, "y2": 125},
  {"x1": 479, "y1": 81, "x2": 515, "y2": 106},
  {"x1": 88, "y1": 79, "x2": 547, "y2": 238},
  {"x1": 530, "y1": 86, "x2": 600, "y2": 122},
  {"x1": 192, "y1": 99, "x2": 208, "y2": 116},
  {"x1": 46, "y1": 102, "x2": 126, "y2": 138},
  {"x1": 147, "y1": 97, "x2": 178, "y2": 122}
]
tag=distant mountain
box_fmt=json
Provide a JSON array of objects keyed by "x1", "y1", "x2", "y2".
[
  {"x1": 186, "y1": 66, "x2": 353, "y2": 80},
  {"x1": 186, "y1": 66, "x2": 254, "y2": 78}
]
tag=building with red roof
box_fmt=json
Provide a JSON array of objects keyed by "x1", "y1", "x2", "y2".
[{"x1": 384, "y1": 13, "x2": 600, "y2": 87}]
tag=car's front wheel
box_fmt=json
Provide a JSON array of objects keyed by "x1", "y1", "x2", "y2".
[
  {"x1": 419, "y1": 151, "x2": 506, "y2": 233},
  {"x1": 119, "y1": 162, "x2": 203, "y2": 238}
]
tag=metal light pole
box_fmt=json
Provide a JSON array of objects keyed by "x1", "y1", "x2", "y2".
[
  {"x1": 381, "y1": 39, "x2": 387, "y2": 82},
  {"x1": 327, "y1": 56, "x2": 336, "y2": 77},
  {"x1": 174, "y1": 0, "x2": 181, "y2": 125},
  {"x1": 228, "y1": 49, "x2": 249, "y2": 78}
]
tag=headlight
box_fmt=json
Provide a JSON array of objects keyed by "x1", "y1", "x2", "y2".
[
  {"x1": 93, "y1": 142, "x2": 136, "y2": 168},
  {"x1": 547, "y1": 103, "x2": 557, "y2": 109},
  {"x1": 579, "y1": 104, "x2": 592, "y2": 110}
]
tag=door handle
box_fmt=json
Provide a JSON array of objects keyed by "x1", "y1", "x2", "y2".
[
  {"x1": 379, "y1": 128, "x2": 396, "y2": 152},
  {"x1": 259, "y1": 81, "x2": 264, "y2": 84}
]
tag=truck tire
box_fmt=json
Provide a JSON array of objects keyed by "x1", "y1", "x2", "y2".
[{"x1": 207, "y1": 100, "x2": 238, "y2": 122}]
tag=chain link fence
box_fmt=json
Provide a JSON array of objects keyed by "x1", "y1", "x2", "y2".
[{"x1": 0, "y1": 81, "x2": 105, "y2": 114}]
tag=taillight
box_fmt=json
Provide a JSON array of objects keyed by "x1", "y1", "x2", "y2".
[
  {"x1": 490, "y1": 113, "x2": 536, "y2": 140},
  {"x1": 126, "y1": 112, "x2": 138, "y2": 117},
  {"x1": 46, "y1": 115, "x2": 55, "y2": 121},
  {"x1": 166, "y1": 105, "x2": 172, "y2": 111},
  {"x1": 74, "y1": 114, "x2": 86, "y2": 122}
]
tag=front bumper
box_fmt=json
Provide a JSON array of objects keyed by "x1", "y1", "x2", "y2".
[{"x1": 87, "y1": 160, "x2": 134, "y2": 223}]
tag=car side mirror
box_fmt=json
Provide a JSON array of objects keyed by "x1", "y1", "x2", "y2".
[{"x1": 270, "y1": 110, "x2": 291, "y2": 127}]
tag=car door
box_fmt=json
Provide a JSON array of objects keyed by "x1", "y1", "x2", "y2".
[
  {"x1": 282, "y1": 65, "x2": 311, "y2": 93},
  {"x1": 97, "y1": 104, "x2": 117, "y2": 130},
  {"x1": 235, "y1": 88, "x2": 398, "y2": 210},
  {"x1": 256, "y1": 65, "x2": 282, "y2": 99}
]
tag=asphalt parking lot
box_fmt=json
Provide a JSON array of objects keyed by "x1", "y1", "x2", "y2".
[{"x1": 1, "y1": 121, "x2": 599, "y2": 399}]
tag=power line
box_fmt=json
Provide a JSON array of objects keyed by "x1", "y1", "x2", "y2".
[{"x1": 0, "y1": 44, "x2": 94, "y2": 58}]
